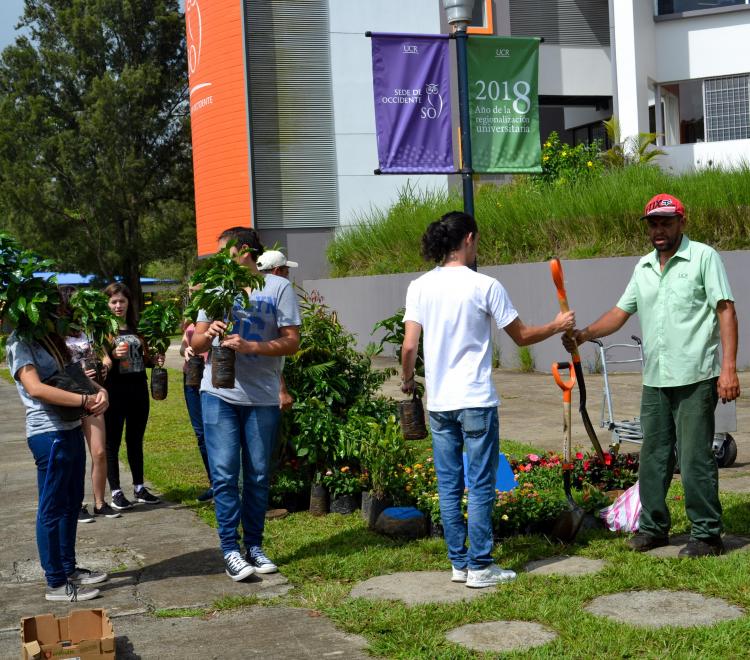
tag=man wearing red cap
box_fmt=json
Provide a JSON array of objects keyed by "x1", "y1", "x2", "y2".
[{"x1": 563, "y1": 194, "x2": 740, "y2": 557}]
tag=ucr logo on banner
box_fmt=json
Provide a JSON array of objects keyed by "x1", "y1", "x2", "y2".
[
  {"x1": 495, "y1": 48, "x2": 511, "y2": 58},
  {"x1": 403, "y1": 44, "x2": 419, "y2": 55}
]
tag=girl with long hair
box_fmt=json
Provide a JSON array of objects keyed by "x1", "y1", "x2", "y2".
[
  {"x1": 58, "y1": 285, "x2": 121, "y2": 521},
  {"x1": 103, "y1": 282, "x2": 164, "y2": 510},
  {"x1": 6, "y1": 297, "x2": 109, "y2": 601}
]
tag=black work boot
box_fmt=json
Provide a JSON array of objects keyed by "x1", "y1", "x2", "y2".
[
  {"x1": 678, "y1": 537, "x2": 724, "y2": 558},
  {"x1": 626, "y1": 532, "x2": 669, "y2": 552}
]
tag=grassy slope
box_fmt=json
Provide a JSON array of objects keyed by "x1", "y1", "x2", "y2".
[
  {"x1": 138, "y1": 369, "x2": 750, "y2": 658},
  {"x1": 327, "y1": 166, "x2": 750, "y2": 277}
]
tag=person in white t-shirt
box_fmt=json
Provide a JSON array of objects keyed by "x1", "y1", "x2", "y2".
[{"x1": 400, "y1": 211, "x2": 574, "y2": 589}]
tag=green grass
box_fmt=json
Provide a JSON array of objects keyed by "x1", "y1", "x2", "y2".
[
  {"x1": 0, "y1": 367, "x2": 13, "y2": 384},
  {"x1": 139, "y1": 368, "x2": 750, "y2": 657},
  {"x1": 327, "y1": 165, "x2": 750, "y2": 277}
]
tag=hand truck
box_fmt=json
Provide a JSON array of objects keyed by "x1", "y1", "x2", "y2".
[{"x1": 590, "y1": 336, "x2": 737, "y2": 468}]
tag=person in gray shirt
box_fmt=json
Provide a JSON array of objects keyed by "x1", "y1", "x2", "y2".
[
  {"x1": 7, "y1": 327, "x2": 109, "y2": 602},
  {"x1": 191, "y1": 227, "x2": 301, "y2": 582}
]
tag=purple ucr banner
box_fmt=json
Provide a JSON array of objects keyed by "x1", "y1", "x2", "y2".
[{"x1": 371, "y1": 34, "x2": 454, "y2": 173}]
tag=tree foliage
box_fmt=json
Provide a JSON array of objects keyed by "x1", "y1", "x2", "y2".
[
  {"x1": 600, "y1": 117, "x2": 665, "y2": 169},
  {"x1": 0, "y1": 0, "x2": 195, "y2": 306}
]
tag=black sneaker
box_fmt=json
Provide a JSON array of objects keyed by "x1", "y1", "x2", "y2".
[
  {"x1": 197, "y1": 488, "x2": 214, "y2": 502},
  {"x1": 45, "y1": 582, "x2": 100, "y2": 602},
  {"x1": 134, "y1": 486, "x2": 160, "y2": 504},
  {"x1": 93, "y1": 502, "x2": 121, "y2": 519},
  {"x1": 67, "y1": 567, "x2": 109, "y2": 585},
  {"x1": 78, "y1": 505, "x2": 95, "y2": 524},
  {"x1": 626, "y1": 532, "x2": 669, "y2": 552},
  {"x1": 678, "y1": 537, "x2": 724, "y2": 558},
  {"x1": 224, "y1": 551, "x2": 255, "y2": 581},
  {"x1": 111, "y1": 491, "x2": 135, "y2": 510},
  {"x1": 246, "y1": 546, "x2": 278, "y2": 574}
]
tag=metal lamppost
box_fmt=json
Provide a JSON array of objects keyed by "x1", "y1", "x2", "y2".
[{"x1": 443, "y1": 0, "x2": 475, "y2": 218}]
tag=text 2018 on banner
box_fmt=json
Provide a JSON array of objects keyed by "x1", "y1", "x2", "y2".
[{"x1": 468, "y1": 36, "x2": 541, "y2": 173}]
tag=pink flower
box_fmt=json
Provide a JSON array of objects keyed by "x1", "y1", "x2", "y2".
[{"x1": 528, "y1": 454, "x2": 540, "y2": 462}]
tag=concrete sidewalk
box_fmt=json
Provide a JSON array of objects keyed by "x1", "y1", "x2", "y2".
[{"x1": 0, "y1": 378, "x2": 368, "y2": 659}]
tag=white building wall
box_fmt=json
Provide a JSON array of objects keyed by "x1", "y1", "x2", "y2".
[
  {"x1": 659, "y1": 138, "x2": 750, "y2": 171},
  {"x1": 654, "y1": 10, "x2": 750, "y2": 82},
  {"x1": 539, "y1": 45, "x2": 612, "y2": 97},
  {"x1": 328, "y1": 0, "x2": 448, "y2": 227}
]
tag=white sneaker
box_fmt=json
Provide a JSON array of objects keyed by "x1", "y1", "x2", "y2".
[
  {"x1": 451, "y1": 566, "x2": 468, "y2": 583},
  {"x1": 466, "y1": 564, "x2": 516, "y2": 589},
  {"x1": 46, "y1": 582, "x2": 100, "y2": 602},
  {"x1": 224, "y1": 551, "x2": 255, "y2": 582}
]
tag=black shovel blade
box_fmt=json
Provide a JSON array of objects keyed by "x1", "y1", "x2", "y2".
[{"x1": 551, "y1": 471, "x2": 584, "y2": 543}]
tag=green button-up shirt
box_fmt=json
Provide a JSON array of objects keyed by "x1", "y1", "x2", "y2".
[{"x1": 616, "y1": 235, "x2": 733, "y2": 388}]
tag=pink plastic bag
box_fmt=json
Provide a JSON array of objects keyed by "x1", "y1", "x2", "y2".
[{"x1": 599, "y1": 481, "x2": 641, "y2": 532}]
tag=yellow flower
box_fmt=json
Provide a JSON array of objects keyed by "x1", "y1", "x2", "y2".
[
  {"x1": 544, "y1": 141, "x2": 550, "y2": 148},
  {"x1": 414, "y1": 464, "x2": 423, "y2": 470},
  {"x1": 501, "y1": 514, "x2": 509, "y2": 521},
  {"x1": 340, "y1": 466, "x2": 350, "y2": 473},
  {"x1": 587, "y1": 160, "x2": 593, "y2": 167},
  {"x1": 404, "y1": 467, "x2": 412, "y2": 474},
  {"x1": 561, "y1": 151, "x2": 567, "y2": 157},
  {"x1": 543, "y1": 155, "x2": 549, "y2": 162}
]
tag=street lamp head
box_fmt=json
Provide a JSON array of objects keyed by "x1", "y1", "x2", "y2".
[{"x1": 442, "y1": 0, "x2": 474, "y2": 27}]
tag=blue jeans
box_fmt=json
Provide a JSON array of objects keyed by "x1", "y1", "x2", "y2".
[
  {"x1": 183, "y1": 374, "x2": 210, "y2": 482},
  {"x1": 27, "y1": 428, "x2": 86, "y2": 587},
  {"x1": 429, "y1": 407, "x2": 499, "y2": 570},
  {"x1": 201, "y1": 393, "x2": 280, "y2": 554}
]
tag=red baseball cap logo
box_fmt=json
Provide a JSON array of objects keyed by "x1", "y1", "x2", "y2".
[{"x1": 641, "y1": 194, "x2": 685, "y2": 219}]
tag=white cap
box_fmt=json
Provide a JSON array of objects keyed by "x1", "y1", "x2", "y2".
[{"x1": 257, "y1": 250, "x2": 299, "y2": 271}]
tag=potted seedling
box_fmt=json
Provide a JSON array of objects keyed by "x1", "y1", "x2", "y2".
[
  {"x1": 184, "y1": 243, "x2": 264, "y2": 388},
  {"x1": 138, "y1": 300, "x2": 181, "y2": 400},
  {"x1": 68, "y1": 289, "x2": 120, "y2": 383},
  {"x1": 0, "y1": 232, "x2": 95, "y2": 419}
]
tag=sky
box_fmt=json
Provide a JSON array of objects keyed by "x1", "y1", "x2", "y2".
[
  {"x1": 0, "y1": 1, "x2": 186, "y2": 51},
  {"x1": 0, "y1": 0, "x2": 26, "y2": 51}
]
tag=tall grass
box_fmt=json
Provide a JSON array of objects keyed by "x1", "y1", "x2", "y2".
[{"x1": 327, "y1": 165, "x2": 750, "y2": 277}]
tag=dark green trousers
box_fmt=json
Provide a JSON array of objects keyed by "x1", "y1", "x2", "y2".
[{"x1": 638, "y1": 378, "x2": 721, "y2": 540}]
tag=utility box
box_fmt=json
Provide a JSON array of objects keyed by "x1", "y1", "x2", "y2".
[{"x1": 21, "y1": 609, "x2": 114, "y2": 660}]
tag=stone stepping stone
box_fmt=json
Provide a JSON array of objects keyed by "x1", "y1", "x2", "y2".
[
  {"x1": 447, "y1": 621, "x2": 557, "y2": 653},
  {"x1": 350, "y1": 571, "x2": 499, "y2": 605},
  {"x1": 645, "y1": 534, "x2": 750, "y2": 559},
  {"x1": 525, "y1": 555, "x2": 606, "y2": 577},
  {"x1": 586, "y1": 590, "x2": 744, "y2": 628}
]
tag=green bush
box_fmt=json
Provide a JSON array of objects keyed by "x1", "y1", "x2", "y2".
[{"x1": 533, "y1": 131, "x2": 603, "y2": 186}]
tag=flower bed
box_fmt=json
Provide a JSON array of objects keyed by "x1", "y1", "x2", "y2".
[{"x1": 406, "y1": 450, "x2": 639, "y2": 537}]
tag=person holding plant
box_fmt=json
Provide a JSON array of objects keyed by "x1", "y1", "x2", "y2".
[
  {"x1": 179, "y1": 319, "x2": 212, "y2": 502},
  {"x1": 5, "y1": 291, "x2": 110, "y2": 601},
  {"x1": 58, "y1": 285, "x2": 120, "y2": 521},
  {"x1": 400, "y1": 211, "x2": 575, "y2": 589},
  {"x1": 562, "y1": 194, "x2": 739, "y2": 558},
  {"x1": 191, "y1": 227, "x2": 301, "y2": 582},
  {"x1": 103, "y1": 282, "x2": 164, "y2": 510}
]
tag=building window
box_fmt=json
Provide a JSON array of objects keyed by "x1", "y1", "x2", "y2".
[
  {"x1": 660, "y1": 80, "x2": 705, "y2": 145},
  {"x1": 467, "y1": 0, "x2": 494, "y2": 35},
  {"x1": 704, "y1": 75, "x2": 750, "y2": 141},
  {"x1": 657, "y1": 0, "x2": 748, "y2": 16}
]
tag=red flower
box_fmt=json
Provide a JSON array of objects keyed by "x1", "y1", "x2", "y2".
[
  {"x1": 583, "y1": 460, "x2": 590, "y2": 471},
  {"x1": 575, "y1": 452, "x2": 584, "y2": 460},
  {"x1": 604, "y1": 453, "x2": 613, "y2": 466}
]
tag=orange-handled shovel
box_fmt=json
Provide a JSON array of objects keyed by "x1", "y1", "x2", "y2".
[
  {"x1": 549, "y1": 258, "x2": 606, "y2": 462},
  {"x1": 550, "y1": 361, "x2": 584, "y2": 543}
]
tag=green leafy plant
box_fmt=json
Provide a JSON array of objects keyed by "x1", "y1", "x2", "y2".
[
  {"x1": 284, "y1": 290, "x2": 395, "y2": 479},
  {"x1": 138, "y1": 301, "x2": 182, "y2": 355},
  {"x1": 373, "y1": 307, "x2": 424, "y2": 375},
  {"x1": 600, "y1": 117, "x2": 665, "y2": 169},
  {"x1": 493, "y1": 481, "x2": 567, "y2": 536},
  {"x1": 183, "y1": 243, "x2": 264, "y2": 334},
  {"x1": 68, "y1": 289, "x2": 120, "y2": 354},
  {"x1": 0, "y1": 231, "x2": 63, "y2": 342},
  {"x1": 533, "y1": 131, "x2": 603, "y2": 186},
  {"x1": 360, "y1": 416, "x2": 414, "y2": 499},
  {"x1": 322, "y1": 466, "x2": 365, "y2": 498}
]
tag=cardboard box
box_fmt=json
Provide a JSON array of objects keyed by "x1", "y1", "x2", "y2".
[{"x1": 21, "y1": 609, "x2": 114, "y2": 660}]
